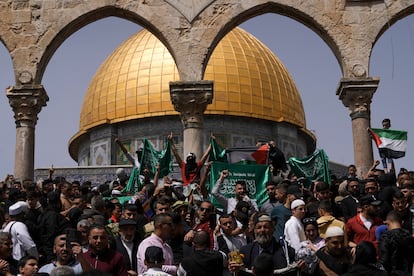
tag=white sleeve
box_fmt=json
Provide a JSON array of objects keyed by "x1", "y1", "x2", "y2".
[
  {"x1": 15, "y1": 223, "x2": 38, "y2": 258},
  {"x1": 284, "y1": 220, "x2": 301, "y2": 252},
  {"x1": 212, "y1": 180, "x2": 228, "y2": 210}
]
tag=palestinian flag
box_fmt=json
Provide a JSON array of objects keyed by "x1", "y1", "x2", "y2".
[{"x1": 369, "y1": 128, "x2": 407, "y2": 159}]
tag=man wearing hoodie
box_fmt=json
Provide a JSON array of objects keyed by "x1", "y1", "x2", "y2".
[{"x1": 317, "y1": 200, "x2": 347, "y2": 245}]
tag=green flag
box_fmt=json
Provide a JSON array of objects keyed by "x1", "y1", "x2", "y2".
[
  {"x1": 209, "y1": 138, "x2": 228, "y2": 162},
  {"x1": 209, "y1": 162, "x2": 270, "y2": 208},
  {"x1": 122, "y1": 167, "x2": 140, "y2": 194},
  {"x1": 140, "y1": 138, "x2": 173, "y2": 179},
  {"x1": 122, "y1": 139, "x2": 172, "y2": 194},
  {"x1": 288, "y1": 149, "x2": 331, "y2": 187},
  {"x1": 158, "y1": 140, "x2": 173, "y2": 178}
]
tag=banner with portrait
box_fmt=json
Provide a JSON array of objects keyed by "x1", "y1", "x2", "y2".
[{"x1": 209, "y1": 162, "x2": 271, "y2": 209}]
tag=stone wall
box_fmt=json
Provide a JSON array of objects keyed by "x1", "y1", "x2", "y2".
[{"x1": 76, "y1": 115, "x2": 312, "y2": 166}]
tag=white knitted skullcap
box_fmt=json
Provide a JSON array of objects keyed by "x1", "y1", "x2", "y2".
[
  {"x1": 325, "y1": 226, "x2": 344, "y2": 238},
  {"x1": 291, "y1": 199, "x2": 305, "y2": 210}
]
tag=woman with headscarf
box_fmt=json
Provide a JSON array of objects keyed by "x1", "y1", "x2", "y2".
[{"x1": 296, "y1": 217, "x2": 325, "y2": 275}]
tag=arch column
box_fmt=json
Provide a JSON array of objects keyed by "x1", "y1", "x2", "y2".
[
  {"x1": 6, "y1": 85, "x2": 49, "y2": 181},
  {"x1": 337, "y1": 78, "x2": 379, "y2": 178},
  {"x1": 170, "y1": 81, "x2": 213, "y2": 159}
]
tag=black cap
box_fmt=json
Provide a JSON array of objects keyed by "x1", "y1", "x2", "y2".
[
  {"x1": 359, "y1": 194, "x2": 382, "y2": 207},
  {"x1": 145, "y1": 246, "x2": 164, "y2": 264}
]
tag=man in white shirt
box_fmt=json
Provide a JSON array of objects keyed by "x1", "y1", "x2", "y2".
[
  {"x1": 3, "y1": 202, "x2": 38, "y2": 262},
  {"x1": 284, "y1": 199, "x2": 306, "y2": 252}
]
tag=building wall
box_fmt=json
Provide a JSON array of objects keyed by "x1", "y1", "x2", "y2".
[{"x1": 77, "y1": 115, "x2": 311, "y2": 166}]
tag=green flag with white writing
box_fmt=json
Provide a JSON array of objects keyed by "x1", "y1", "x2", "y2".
[
  {"x1": 209, "y1": 162, "x2": 270, "y2": 208},
  {"x1": 288, "y1": 149, "x2": 331, "y2": 187}
]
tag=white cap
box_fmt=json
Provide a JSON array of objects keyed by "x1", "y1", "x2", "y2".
[
  {"x1": 9, "y1": 202, "x2": 23, "y2": 216},
  {"x1": 291, "y1": 199, "x2": 305, "y2": 210},
  {"x1": 111, "y1": 189, "x2": 121, "y2": 196},
  {"x1": 325, "y1": 226, "x2": 345, "y2": 238}
]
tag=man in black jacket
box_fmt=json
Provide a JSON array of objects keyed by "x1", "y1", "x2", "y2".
[
  {"x1": 378, "y1": 210, "x2": 414, "y2": 275},
  {"x1": 114, "y1": 219, "x2": 139, "y2": 275},
  {"x1": 178, "y1": 230, "x2": 226, "y2": 276},
  {"x1": 341, "y1": 178, "x2": 360, "y2": 222},
  {"x1": 229, "y1": 212, "x2": 300, "y2": 276}
]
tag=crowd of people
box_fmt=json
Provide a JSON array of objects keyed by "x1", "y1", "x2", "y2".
[{"x1": 0, "y1": 137, "x2": 413, "y2": 276}]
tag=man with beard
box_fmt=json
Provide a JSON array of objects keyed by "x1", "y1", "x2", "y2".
[
  {"x1": 315, "y1": 226, "x2": 351, "y2": 275},
  {"x1": 341, "y1": 178, "x2": 360, "y2": 222},
  {"x1": 168, "y1": 132, "x2": 212, "y2": 187},
  {"x1": 115, "y1": 219, "x2": 139, "y2": 275},
  {"x1": 346, "y1": 195, "x2": 383, "y2": 251},
  {"x1": 364, "y1": 178, "x2": 392, "y2": 220},
  {"x1": 83, "y1": 224, "x2": 128, "y2": 275},
  {"x1": 39, "y1": 232, "x2": 92, "y2": 275},
  {"x1": 212, "y1": 170, "x2": 258, "y2": 214},
  {"x1": 229, "y1": 212, "x2": 301, "y2": 276}
]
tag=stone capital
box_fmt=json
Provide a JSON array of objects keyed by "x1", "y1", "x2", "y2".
[
  {"x1": 170, "y1": 80, "x2": 213, "y2": 128},
  {"x1": 336, "y1": 78, "x2": 379, "y2": 119},
  {"x1": 6, "y1": 85, "x2": 49, "y2": 128}
]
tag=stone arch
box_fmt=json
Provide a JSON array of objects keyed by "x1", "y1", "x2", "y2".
[
  {"x1": 35, "y1": 6, "x2": 178, "y2": 84},
  {"x1": 372, "y1": 4, "x2": 414, "y2": 59},
  {"x1": 179, "y1": 2, "x2": 343, "y2": 80},
  {"x1": 202, "y1": 3, "x2": 343, "y2": 78}
]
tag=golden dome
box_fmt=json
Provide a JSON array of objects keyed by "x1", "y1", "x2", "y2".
[{"x1": 71, "y1": 27, "x2": 306, "y2": 146}]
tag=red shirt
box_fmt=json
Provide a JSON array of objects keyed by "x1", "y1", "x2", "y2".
[
  {"x1": 84, "y1": 248, "x2": 128, "y2": 276},
  {"x1": 194, "y1": 221, "x2": 214, "y2": 250},
  {"x1": 346, "y1": 213, "x2": 382, "y2": 247},
  {"x1": 180, "y1": 161, "x2": 203, "y2": 186}
]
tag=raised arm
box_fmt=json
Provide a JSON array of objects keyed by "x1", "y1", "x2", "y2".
[
  {"x1": 365, "y1": 160, "x2": 380, "y2": 179},
  {"x1": 199, "y1": 161, "x2": 212, "y2": 199},
  {"x1": 115, "y1": 137, "x2": 129, "y2": 155},
  {"x1": 115, "y1": 137, "x2": 139, "y2": 167},
  {"x1": 199, "y1": 133, "x2": 214, "y2": 164},
  {"x1": 212, "y1": 169, "x2": 230, "y2": 211},
  {"x1": 168, "y1": 132, "x2": 183, "y2": 165}
]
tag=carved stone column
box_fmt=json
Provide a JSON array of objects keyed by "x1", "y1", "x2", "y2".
[
  {"x1": 170, "y1": 81, "x2": 213, "y2": 159},
  {"x1": 337, "y1": 78, "x2": 379, "y2": 178},
  {"x1": 7, "y1": 85, "x2": 49, "y2": 181}
]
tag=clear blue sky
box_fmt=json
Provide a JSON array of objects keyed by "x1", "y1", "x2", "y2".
[{"x1": 0, "y1": 13, "x2": 413, "y2": 178}]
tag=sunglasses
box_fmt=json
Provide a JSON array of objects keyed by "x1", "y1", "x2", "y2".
[
  {"x1": 303, "y1": 217, "x2": 317, "y2": 224},
  {"x1": 199, "y1": 207, "x2": 212, "y2": 213}
]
